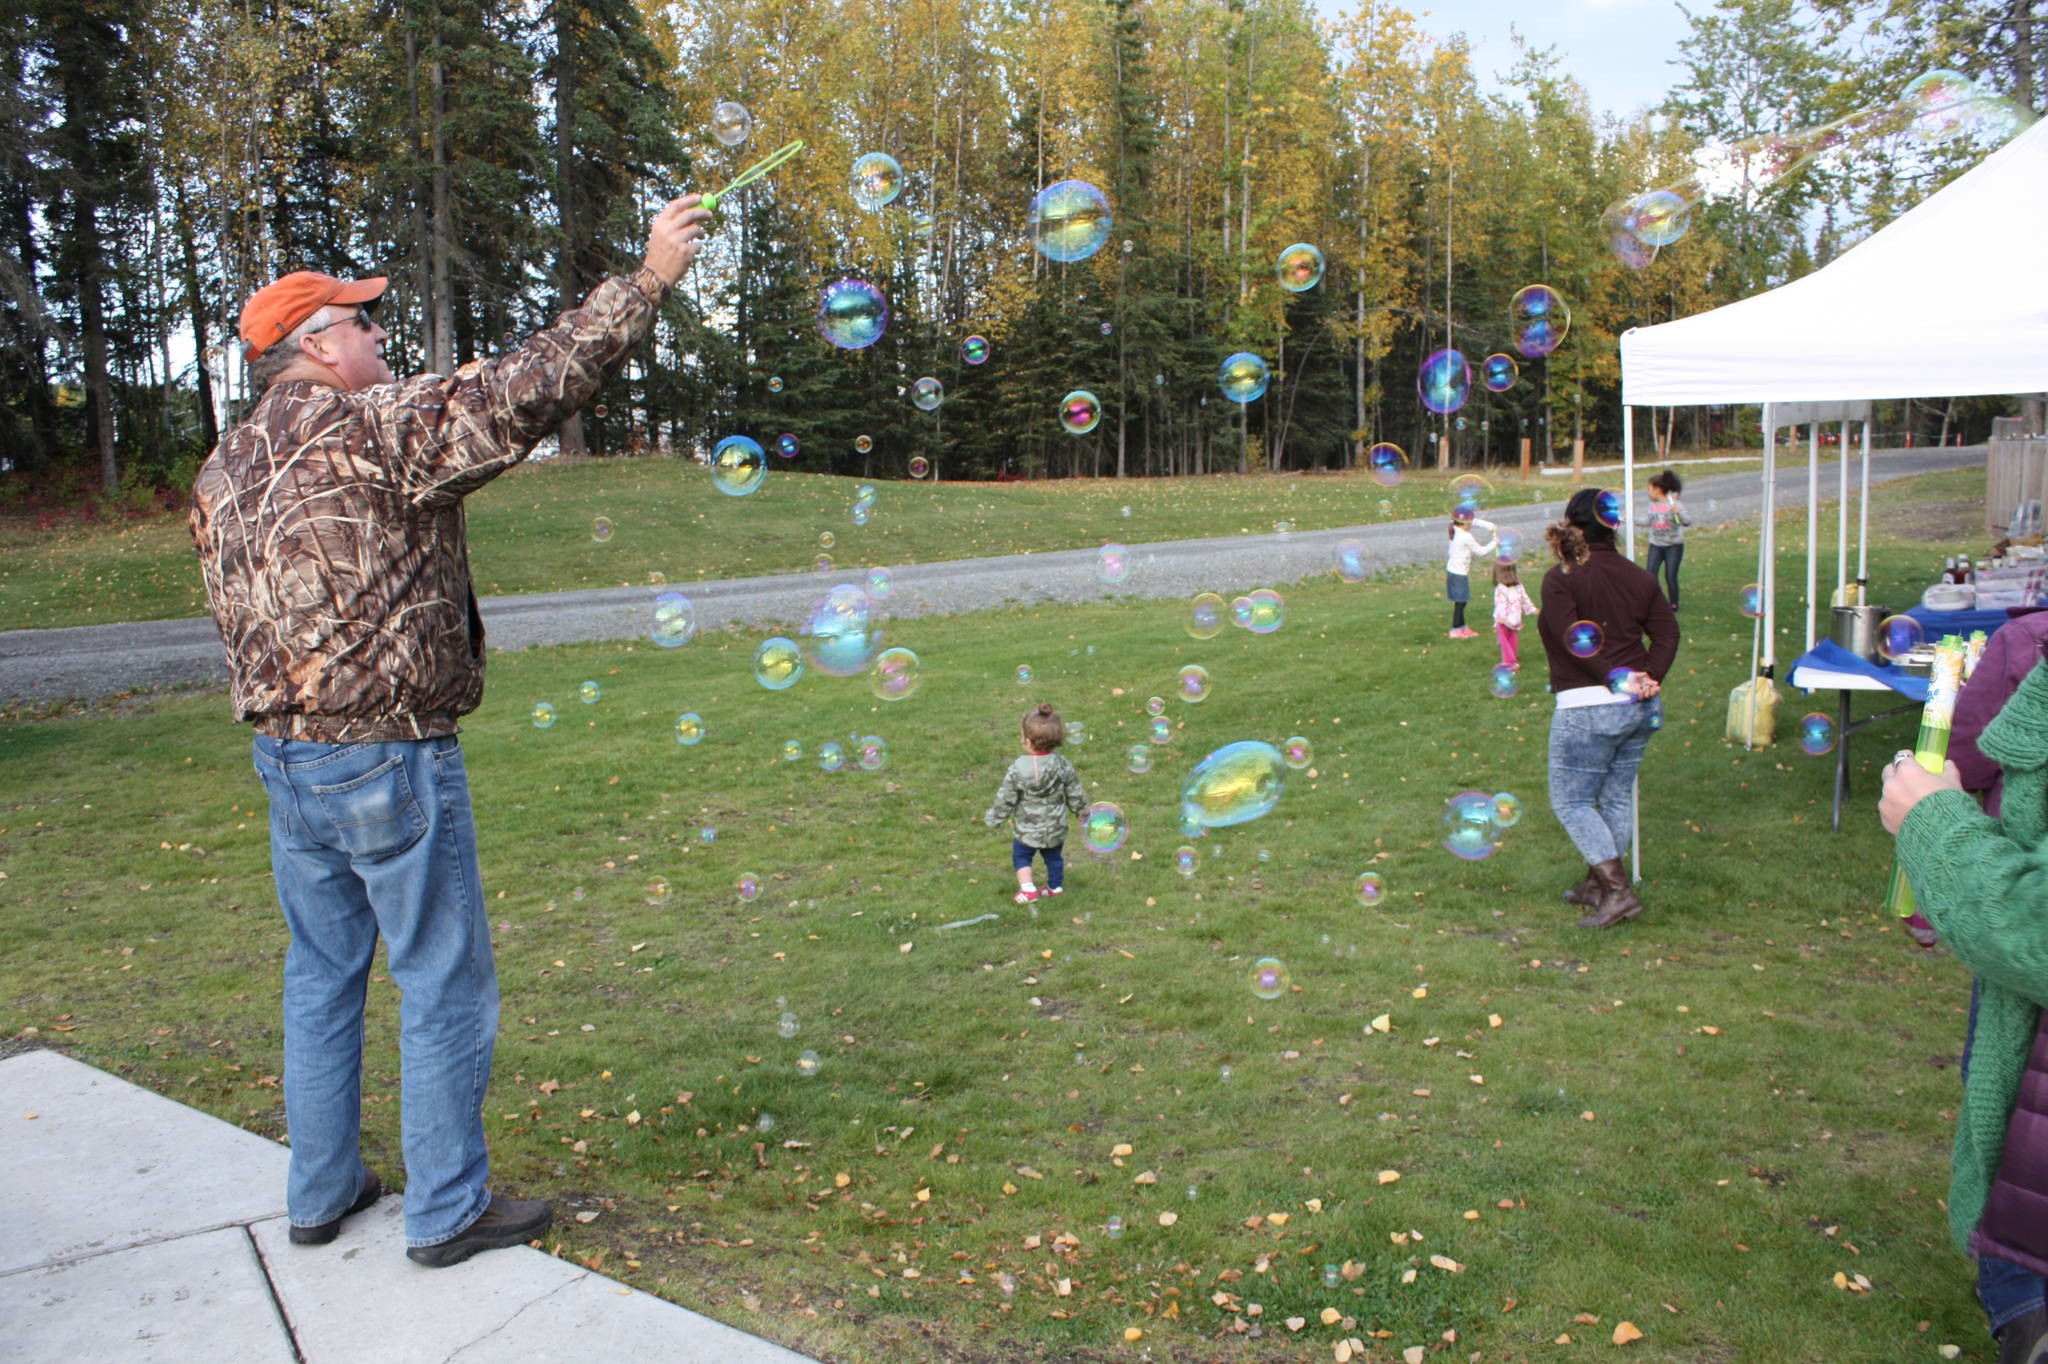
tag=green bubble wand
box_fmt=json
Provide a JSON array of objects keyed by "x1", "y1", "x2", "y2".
[
  {"x1": 701, "y1": 139, "x2": 805, "y2": 213},
  {"x1": 1886, "y1": 634, "x2": 1967, "y2": 918}
]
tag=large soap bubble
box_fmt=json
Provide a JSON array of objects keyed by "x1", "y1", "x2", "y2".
[
  {"x1": 911, "y1": 377, "x2": 944, "y2": 411},
  {"x1": 1186, "y1": 592, "x2": 1226, "y2": 639},
  {"x1": 1028, "y1": 179, "x2": 1112, "y2": 263},
  {"x1": 651, "y1": 591, "x2": 696, "y2": 647},
  {"x1": 1275, "y1": 243, "x2": 1324, "y2": 292},
  {"x1": 849, "y1": 152, "x2": 903, "y2": 210},
  {"x1": 711, "y1": 101, "x2": 752, "y2": 147},
  {"x1": 753, "y1": 637, "x2": 805, "y2": 690},
  {"x1": 962, "y1": 335, "x2": 990, "y2": 365},
  {"x1": 1060, "y1": 390, "x2": 1102, "y2": 434},
  {"x1": 1481, "y1": 353, "x2": 1519, "y2": 393},
  {"x1": 1418, "y1": 349, "x2": 1470, "y2": 415},
  {"x1": 1443, "y1": 790, "x2": 1504, "y2": 860},
  {"x1": 1180, "y1": 740, "x2": 1287, "y2": 829},
  {"x1": 710, "y1": 435, "x2": 767, "y2": 496},
  {"x1": 1367, "y1": 442, "x2": 1407, "y2": 487},
  {"x1": 1081, "y1": 802, "x2": 1128, "y2": 853},
  {"x1": 870, "y1": 647, "x2": 921, "y2": 701},
  {"x1": 800, "y1": 584, "x2": 883, "y2": 677},
  {"x1": 1219, "y1": 352, "x2": 1270, "y2": 404},
  {"x1": 817, "y1": 278, "x2": 889, "y2": 350},
  {"x1": 1511, "y1": 286, "x2": 1570, "y2": 358},
  {"x1": 1623, "y1": 190, "x2": 1691, "y2": 248}
]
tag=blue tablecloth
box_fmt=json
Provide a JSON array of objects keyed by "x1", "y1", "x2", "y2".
[
  {"x1": 1789, "y1": 638, "x2": 1930, "y2": 702},
  {"x1": 1903, "y1": 604, "x2": 2020, "y2": 640}
]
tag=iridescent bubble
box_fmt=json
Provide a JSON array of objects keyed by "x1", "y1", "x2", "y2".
[
  {"x1": 1028, "y1": 179, "x2": 1112, "y2": 263},
  {"x1": 1511, "y1": 285, "x2": 1571, "y2": 359},
  {"x1": 1099, "y1": 321, "x2": 1113, "y2": 336},
  {"x1": 1610, "y1": 226, "x2": 1656, "y2": 271},
  {"x1": 1174, "y1": 846, "x2": 1198, "y2": 876},
  {"x1": 738, "y1": 872, "x2": 762, "y2": 901},
  {"x1": 767, "y1": 376, "x2": 784, "y2": 393},
  {"x1": 799, "y1": 584, "x2": 882, "y2": 677},
  {"x1": 962, "y1": 335, "x2": 991, "y2": 365},
  {"x1": 819, "y1": 531, "x2": 836, "y2": 550},
  {"x1": 856, "y1": 735, "x2": 888, "y2": 771},
  {"x1": 578, "y1": 680, "x2": 601, "y2": 704},
  {"x1": 1335, "y1": 539, "x2": 1368, "y2": 582},
  {"x1": 1186, "y1": 593, "x2": 1226, "y2": 640},
  {"x1": 1377, "y1": 499, "x2": 1394, "y2": 516},
  {"x1": 817, "y1": 741, "x2": 845, "y2": 772},
  {"x1": 812, "y1": 554, "x2": 833, "y2": 574},
  {"x1": 1275, "y1": 242, "x2": 1325, "y2": 292},
  {"x1": 1282, "y1": 737, "x2": 1312, "y2": 769},
  {"x1": 1354, "y1": 872, "x2": 1385, "y2": 907},
  {"x1": 531, "y1": 701, "x2": 557, "y2": 729},
  {"x1": 848, "y1": 152, "x2": 903, "y2": 210},
  {"x1": 1565, "y1": 620, "x2": 1603, "y2": 659},
  {"x1": 1490, "y1": 664, "x2": 1518, "y2": 699},
  {"x1": 1149, "y1": 716, "x2": 1171, "y2": 745},
  {"x1": 795, "y1": 1049, "x2": 820, "y2": 1076},
  {"x1": 869, "y1": 647, "x2": 921, "y2": 702},
  {"x1": 710, "y1": 434, "x2": 767, "y2": 496},
  {"x1": 1879, "y1": 613, "x2": 1925, "y2": 662},
  {"x1": 1455, "y1": 416, "x2": 1468, "y2": 432},
  {"x1": 908, "y1": 455, "x2": 930, "y2": 478},
  {"x1": 674, "y1": 712, "x2": 705, "y2": 744},
  {"x1": 1081, "y1": 802, "x2": 1128, "y2": 854},
  {"x1": 1249, "y1": 957, "x2": 1291, "y2": 1000},
  {"x1": 1242, "y1": 588, "x2": 1285, "y2": 635},
  {"x1": 1496, "y1": 527, "x2": 1522, "y2": 560},
  {"x1": 1015, "y1": 664, "x2": 1033, "y2": 683},
  {"x1": 1595, "y1": 489, "x2": 1624, "y2": 529},
  {"x1": 1104, "y1": 1215, "x2": 1125, "y2": 1238},
  {"x1": 1481, "y1": 353, "x2": 1519, "y2": 392},
  {"x1": 1127, "y1": 744, "x2": 1152, "y2": 774},
  {"x1": 1443, "y1": 790, "x2": 1504, "y2": 860},
  {"x1": 1799, "y1": 711, "x2": 1837, "y2": 756},
  {"x1": 1490, "y1": 791, "x2": 1523, "y2": 828},
  {"x1": 651, "y1": 591, "x2": 696, "y2": 647},
  {"x1": 1177, "y1": 664, "x2": 1210, "y2": 704},
  {"x1": 1219, "y1": 352, "x2": 1270, "y2": 404},
  {"x1": 1063, "y1": 719, "x2": 1087, "y2": 745},
  {"x1": 1625, "y1": 189, "x2": 1690, "y2": 248},
  {"x1": 1607, "y1": 665, "x2": 1639, "y2": 701},
  {"x1": 1367, "y1": 442, "x2": 1407, "y2": 486},
  {"x1": 1449, "y1": 474, "x2": 1492, "y2": 517},
  {"x1": 591, "y1": 516, "x2": 615, "y2": 543},
  {"x1": 1231, "y1": 596, "x2": 1253, "y2": 629},
  {"x1": 646, "y1": 877, "x2": 673, "y2": 906},
  {"x1": 1418, "y1": 348, "x2": 1471, "y2": 414},
  {"x1": 850, "y1": 503, "x2": 871, "y2": 527},
  {"x1": 711, "y1": 100, "x2": 752, "y2": 147},
  {"x1": 817, "y1": 278, "x2": 890, "y2": 350},
  {"x1": 866, "y1": 567, "x2": 893, "y2": 598},
  {"x1": 753, "y1": 636, "x2": 805, "y2": 690},
  {"x1": 780, "y1": 739, "x2": 804, "y2": 762},
  {"x1": 1739, "y1": 583, "x2": 1764, "y2": 618},
  {"x1": 700, "y1": 826, "x2": 717, "y2": 842},
  {"x1": 855, "y1": 434, "x2": 874, "y2": 454},
  {"x1": 1097, "y1": 543, "x2": 1130, "y2": 583},
  {"x1": 1060, "y1": 390, "x2": 1102, "y2": 435},
  {"x1": 911, "y1": 376, "x2": 944, "y2": 411},
  {"x1": 1146, "y1": 696, "x2": 1166, "y2": 717},
  {"x1": 777, "y1": 1011, "x2": 800, "y2": 1038},
  {"x1": 1180, "y1": 740, "x2": 1286, "y2": 828},
  {"x1": 1178, "y1": 803, "x2": 1205, "y2": 838},
  {"x1": 775, "y1": 432, "x2": 799, "y2": 458},
  {"x1": 912, "y1": 212, "x2": 935, "y2": 237}
]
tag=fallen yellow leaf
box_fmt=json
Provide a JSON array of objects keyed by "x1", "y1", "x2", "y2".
[
  {"x1": 1123, "y1": 1327, "x2": 1143, "y2": 1342},
  {"x1": 1613, "y1": 1321, "x2": 1644, "y2": 1344},
  {"x1": 1157, "y1": 1211, "x2": 1178, "y2": 1226},
  {"x1": 1377, "y1": 1170, "x2": 1402, "y2": 1185}
]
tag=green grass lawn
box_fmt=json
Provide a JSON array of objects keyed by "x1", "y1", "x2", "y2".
[
  {"x1": 0, "y1": 453, "x2": 1778, "y2": 632},
  {"x1": 0, "y1": 465, "x2": 2001, "y2": 1363}
]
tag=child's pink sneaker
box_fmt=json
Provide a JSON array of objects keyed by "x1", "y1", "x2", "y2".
[
  {"x1": 1013, "y1": 888, "x2": 1039, "y2": 905},
  {"x1": 1045, "y1": 886, "x2": 1064, "y2": 898}
]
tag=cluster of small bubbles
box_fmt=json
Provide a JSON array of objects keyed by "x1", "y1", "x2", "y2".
[
  {"x1": 911, "y1": 376, "x2": 944, "y2": 411},
  {"x1": 818, "y1": 741, "x2": 845, "y2": 772},
  {"x1": 866, "y1": 567, "x2": 892, "y2": 598},
  {"x1": 1490, "y1": 664, "x2": 1519, "y2": 699},
  {"x1": 1443, "y1": 790, "x2": 1505, "y2": 860},
  {"x1": 531, "y1": 701, "x2": 557, "y2": 729},
  {"x1": 1174, "y1": 846, "x2": 1198, "y2": 876},
  {"x1": 590, "y1": 516, "x2": 615, "y2": 543},
  {"x1": 1181, "y1": 740, "x2": 1286, "y2": 828},
  {"x1": 1096, "y1": 543, "x2": 1130, "y2": 583},
  {"x1": 710, "y1": 100, "x2": 752, "y2": 147},
  {"x1": 674, "y1": 712, "x2": 705, "y2": 745},
  {"x1": 1249, "y1": 957, "x2": 1291, "y2": 1000},
  {"x1": 1335, "y1": 538, "x2": 1368, "y2": 583},
  {"x1": 780, "y1": 739, "x2": 803, "y2": 763},
  {"x1": 816, "y1": 278, "x2": 890, "y2": 350},
  {"x1": 1282, "y1": 736, "x2": 1312, "y2": 769},
  {"x1": 1015, "y1": 664, "x2": 1033, "y2": 684},
  {"x1": 848, "y1": 152, "x2": 903, "y2": 210},
  {"x1": 1028, "y1": 179, "x2": 1112, "y2": 262},
  {"x1": 710, "y1": 435, "x2": 767, "y2": 496},
  {"x1": 1186, "y1": 592, "x2": 1226, "y2": 640},
  {"x1": 753, "y1": 636, "x2": 805, "y2": 690},
  {"x1": 767, "y1": 375, "x2": 784, "y2": 393},
  {"x1": 1127, "y1": 744, "x2": 1152, "y2": 774},
  {"x1": 578, "y1": 680, "x2": 601, "y2": 705},
  {"x1": 1418, "y1": 348, "x2": 1471, "y2": 415},
  {"x1": 1367, "y1": 442, "x2": 1407, "y2": 487},
  {"x1": 1239, "y1": 588, "x2": 1284, "y2": 635},
  {"x1": 1081, "y1": 802, "x2": 1128, "y2": 853},
  {"x1": 1482, "y1": 352, "x2": 1520, "y2": 392},
  {"x1": 961, "y1": 335, "x2": 990, "y2": 365},
  {"x1": 1595, "y1": 488, "x2": 1625, "y2": 529},
  {"x1": 869, "y1": 647, "x2": 922, "y2": 702},
  {"x1": 908, "y1": 455, "x2": 930, "y2": 478},
  {"x1": 775, "y1": 432, "x2": 799, "y2": 458},
  {"x1": 737, "y1": 872, "x2": 762, "y2": 902},
  {"x1": 1149, "y1": 716, "x2": 1172, "y2": 745},
  {"x1": 1177, "y1": 664, "x2": 1210, "y2": 703},
  {"x1": 1511, "y1": 285, "x2": 1571, "y2": 358},
  {"x1": 1060, "y1": 390, "x2": 1102, "y2": 435},
  {"x1": 645, "y1": 878, "x2": 672, "y2": 906},
  {"x1": 1739, "y1": 583, "x2": 1764, "y2": 619},
  {"x1": 799, "y1": 584, "x2": 882, "y2": 677},
  {"x1": 1274, "y1": 241, "x2": 1325, "y2": 292},
  {"x1": 795, "y1": 1049, "x2": 820, "y2": 1077},
  {"x1": 1355, "y1": 872, "x2": 1385, "y2": 907},
  {"x1": 1566, "y1": 620, "x2": 1603, "y2": 658},
  {"x1": 1218, "y1": 351, "x2": 1270, "y2": 404},
  {"x1": 1800, "y1": 712, "x2": 1837, "y2": 755},
  {"x1": 1879, "y1": 613, "x2": 1925, "y2": 661}
]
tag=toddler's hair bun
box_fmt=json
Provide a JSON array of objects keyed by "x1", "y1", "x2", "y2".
[{"x1": 1036, "y1": 703, "x2": 1055, "y2": 716}]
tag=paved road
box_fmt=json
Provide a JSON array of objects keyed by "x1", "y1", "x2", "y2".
[{"x1": 0, "y1": 446, "x2": 1983, "y2": 705}]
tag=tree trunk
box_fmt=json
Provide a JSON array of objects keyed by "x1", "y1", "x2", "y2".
[
  {"x1": 429, "y1": 48, "x2": 455, "y2": 373},
  {"x1": 553, "y1": 5, "x2": 587, "y2": 456},
  {"x1": 173, "y1": 183, "x2": 219, "y2": 448}
]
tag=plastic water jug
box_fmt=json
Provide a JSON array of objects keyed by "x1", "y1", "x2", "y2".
[{"x1": 1726, "y1": 676, "x2": 1780, "y2": 747}]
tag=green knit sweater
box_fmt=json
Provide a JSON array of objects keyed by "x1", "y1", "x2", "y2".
[{"x1": 1897, "y1": 659, "x2": 2048, "y2": 1254}]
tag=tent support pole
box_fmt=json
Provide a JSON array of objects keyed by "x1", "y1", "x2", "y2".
[
  {"x1": 1806, "y1": 424, "x2": 1819, "y2": 653},
  {"x1": 1858, "y1": 419, "x2": 1872, "y2": 588},
  {"x1": 1837, "y1": 420, "x2": 1849, "y2": 601},
  {"x1": 1623, "y1": 407, "x2": 1639, "y2": 887}
]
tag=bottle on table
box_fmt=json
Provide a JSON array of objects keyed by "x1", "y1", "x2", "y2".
[{"x1": 1943, "y1": 556, "x2": 1959, "y2": 584}]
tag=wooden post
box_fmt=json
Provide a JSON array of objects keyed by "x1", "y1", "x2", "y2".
[
  {"x1": 1437, "y1": 434, "x2": 1449, "y2": 468},
  {"x1": 1519, "y1": 437, "x2": 1531, "y2": 479},
  {"x1": 1571, "y1": 438, "x2": 1585, "y2": 484}
]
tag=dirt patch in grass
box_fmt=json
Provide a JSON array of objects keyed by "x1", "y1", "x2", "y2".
[{"x1": 1882, "y1": 497, "x2": 1983, "y2": 543}]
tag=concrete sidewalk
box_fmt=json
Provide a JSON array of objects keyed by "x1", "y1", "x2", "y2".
[{"x1": 0, "y1": 1049, "x2": 820, "y2": 1363}]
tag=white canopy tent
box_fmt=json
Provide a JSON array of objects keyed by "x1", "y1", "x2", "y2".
[{"x1": 1609, "y1": 115, "x2": 2048, "y2": 866}]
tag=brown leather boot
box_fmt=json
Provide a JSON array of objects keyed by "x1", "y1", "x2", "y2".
[
  {"x1": 1561, "y1": 866, "x2": 1601, "y2": 906},
  {"x1": 1577, "y1": 859, "x2": 1643, "y2": 928}
]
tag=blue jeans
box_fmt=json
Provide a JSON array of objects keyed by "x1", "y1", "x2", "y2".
[
  {"x1": 1013, "y1": 839, "x2": 1065, "y2": 890},
  {"x1": 1963, "y1": 981, "x2": 2048, "y2": 1336},
  {"x1": 1647, "y1": 542, "x2": 1683, "y2": 606},
  {"x1": 1547, "y1": 699, "x2": 1662, "y2": 865},
  {"x1": 252, "y1": 734, "x2": 498, "y2": 1247}
]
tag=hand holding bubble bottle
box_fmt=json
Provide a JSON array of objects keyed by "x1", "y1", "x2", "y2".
[{"x1": 1885, "y1": 635, "x2": 1968, "y2": 919}]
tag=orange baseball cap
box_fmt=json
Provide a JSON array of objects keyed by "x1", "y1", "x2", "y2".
[{"x1": 239, "y1": 271, "x2": 387, "y2": 357}]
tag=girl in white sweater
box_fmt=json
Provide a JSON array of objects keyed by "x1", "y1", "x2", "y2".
[{"x1": 1444, "y1": 510, "x2": 1498, "y2": 639}]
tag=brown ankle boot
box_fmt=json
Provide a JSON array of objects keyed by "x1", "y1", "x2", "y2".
[
  {"x1": 1577, "y1": 859, "x2": 1642, "y2": 928},
  {"x1": 1561, "y1": 866, "x2": 1601, "y2": 906}
]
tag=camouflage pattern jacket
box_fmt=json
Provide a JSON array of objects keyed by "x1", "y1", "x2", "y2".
[
  {"x1": 191, "y1": 268, "x2": 668, "y2": 743},
  {"x1": 984, "y1": 752, "x2": 1088, "y2": 849}
]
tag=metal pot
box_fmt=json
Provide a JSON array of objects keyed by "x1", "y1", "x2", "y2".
[{"x1": 1830, "y1": 604, "x2": 1889, "y2": 661}]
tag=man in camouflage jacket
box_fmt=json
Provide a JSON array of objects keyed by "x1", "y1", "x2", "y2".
[{"x1": 191, "y1": 195, "x2": 711, "y2": 1266}]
